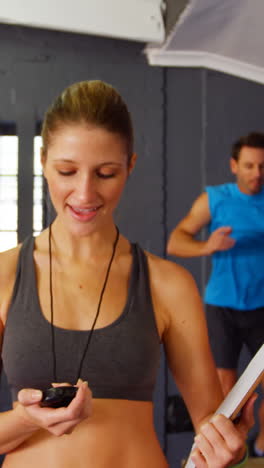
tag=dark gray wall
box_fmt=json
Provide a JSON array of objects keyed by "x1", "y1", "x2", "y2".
[{"x1": 1, "y1": 23, "x2": 264, "y2": 467}]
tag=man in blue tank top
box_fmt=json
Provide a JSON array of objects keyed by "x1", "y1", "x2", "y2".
[{"x1": 167, "y1": 132, "x2": 264, "y2": 458}]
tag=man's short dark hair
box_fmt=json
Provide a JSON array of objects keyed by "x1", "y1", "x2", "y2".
[{"x1": 231, "y1": 132, "x2": 264, "y2": 160}]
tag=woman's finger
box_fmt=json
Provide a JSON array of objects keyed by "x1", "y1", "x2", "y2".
[
  {"x1": 18, "y1": 389, "x2": 43, "y2": 406},
  {"x1": 51, "y1": 382, "x2": 72, "y2": 388}
]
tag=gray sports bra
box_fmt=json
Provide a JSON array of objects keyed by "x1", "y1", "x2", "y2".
[{"x1": 2, "y1": 236, "x2": 161, "y2": 402}]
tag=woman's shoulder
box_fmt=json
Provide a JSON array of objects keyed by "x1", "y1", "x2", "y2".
[
  {"x1": 143, "y1": 249, "x2": 200, "y2": 311},
  {"x1": 0, "y1": 244, "x2": 22, "y2": 281},
  {"x1": 144, "y1": 249, "x2": 195, "y2": 290},
  {"x1": 141, "y1": 249, "x2": 202, "y2": 337},
  {"x1": 0, "y1": 244, "x2": 23, "y2": 326},
  {"x1": 0, "y1": 231, "x2": 48, "y2": 325}
]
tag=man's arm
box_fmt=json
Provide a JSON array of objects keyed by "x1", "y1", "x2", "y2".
[{"x1": 167, "y1": 192, "x2": 235, "y2": 258}]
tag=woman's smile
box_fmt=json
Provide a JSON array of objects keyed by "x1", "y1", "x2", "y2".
[{"x1": 67, "y1": 204, "x2": 101, "y2": 223}]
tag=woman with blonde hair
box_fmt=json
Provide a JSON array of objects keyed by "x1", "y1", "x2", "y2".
[{"x1": 0, "y1": 80, "x2": 253, "y2": 467}]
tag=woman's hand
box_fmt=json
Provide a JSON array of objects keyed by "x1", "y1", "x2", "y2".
[
  {"x1": 190, "y1": 394, "x2": 256, "y2": 467},
  {"x1": 15, "y1": 379, "x2": 92, "y2": 437}
]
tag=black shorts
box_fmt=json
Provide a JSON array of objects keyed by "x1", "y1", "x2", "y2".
[{"x1": 205, "y1": 304, "x2": 264, "y2": 369}]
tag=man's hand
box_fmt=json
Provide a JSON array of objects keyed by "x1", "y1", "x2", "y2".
[{"x1": 204, "y1": 227, "x2": 236, "y2": 255}]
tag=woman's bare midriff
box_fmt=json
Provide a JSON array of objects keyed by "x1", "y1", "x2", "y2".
[{"x1": 3, "y1": 400, "x2": 168, "y2": 468}]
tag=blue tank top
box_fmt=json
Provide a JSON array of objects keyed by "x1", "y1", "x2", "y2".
[
  {"x1": 205, "y1": 183, "x2": 264, "y2": 310},
  {"x1": 2, "y1": 236, "x2": 161, "y2": 402}
]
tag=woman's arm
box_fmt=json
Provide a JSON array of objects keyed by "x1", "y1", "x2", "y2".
[
  {"x1": 149, "y1": 256, "x2": 254, "y2": 467},
  {"x1": 0, "y1": 248, "x2": 92, "y2": 454},
  {"x1": 0, "y1": 406, "x2": 39, "y2": 454}
]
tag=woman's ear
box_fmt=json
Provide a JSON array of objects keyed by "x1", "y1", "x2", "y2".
[
  {"x1": 128, "y1": 153, "x2": 137, "y2": 176},
  {"x1": 41, "y1": 148, "x2": 47, "y2": 177}
]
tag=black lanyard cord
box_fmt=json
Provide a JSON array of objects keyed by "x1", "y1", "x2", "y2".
[{"x1": 48, "y1": 224, "x2": 120, "y2": 383}]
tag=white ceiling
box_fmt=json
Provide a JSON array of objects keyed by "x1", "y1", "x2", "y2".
[
  {"x1": 146, "y1": 0, "x2": 264, "y2": 85},
  {"x1": 0, "y1": 0, "x2": 165, "y2": 43},
  {"x1": 1, "y1": 0, "x2": 264, "y2": 86}
]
